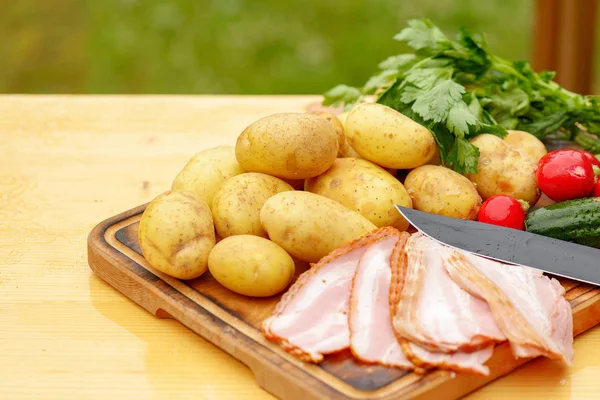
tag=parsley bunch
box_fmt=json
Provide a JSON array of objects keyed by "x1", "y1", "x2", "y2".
[{"x1": 322, "y1": 19, "x2": 600, "y2": 174}]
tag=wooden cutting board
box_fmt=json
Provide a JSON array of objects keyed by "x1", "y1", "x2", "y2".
[{"x1": 87, "y1": 204, "x2": 600, "y2": 400}]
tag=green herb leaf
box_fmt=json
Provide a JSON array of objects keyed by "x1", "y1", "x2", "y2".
[
  {"x1": 447, "y1": 101, "x2": 478, "y2": 136},
  {"x1": 486, "y1": 84, "x2": 530, "y2": 116},
  {"x1": 447, "y1": 137, "x2": 481, "y2": 174},
  {"x1": 404, "y1": 67, "x2": 452, "y2": 88},
  {"x1": 538, "y1": 70, "x2": 556, "y2": 82},
  {"x1": 378, "y1": 54, "x2": 417, "y2": 70},
  {"x1": 363, "y1": 70, "x2": 398, "y2": 94},
  {"x1": 428, "y1": 123, "x2": 455, "y2": 166},
  {"x1": 468, "y1": 92, "x2": 483, "y2": 120},
  {"x1": 400, "y1": 85, "x2": 423, "y2": 104},
  {"x1": 517, "y1": 111, "x2": 569, "y2": 138},
  {"x1": 322, "y1": 84, "x2": 361, "y2": 108},
  {"x1": 412, "y1": 79, "x2": 465, "y2": 123},
  {"x1": 479, "y1": 123, "x2": 508, "y2": 138},
  {"x1": 393, "y1": 18, "x2": 451, "y2": 52}
]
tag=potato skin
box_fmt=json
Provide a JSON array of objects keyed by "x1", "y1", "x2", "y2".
[
  {"x1": 235, "y1": 113, "x2": 338, "y2": 179},
  {"x1": 260, "y1": 191, "x2": 376, "y2": 263},
  {"x1": 172, "y1": 146, "x2": 245, "y2": 209},
  {"x1": 426, "y1": 147, "x2": 442, "y2": 166},
  {"x1": 467, "y1": 134, "x2": 541, "y2": 206},
  {"x1": 138, "y1": 190, "x2": 216, "y2": 280},
  {"x1": 337, "y1": 139, "x2": 397, "y2": 175},
  {"x1": 305, "y1": 158, "x2": 412, "y2": 231},
  {"x1": 404, "y1": 165, "x2": 482, "y2": 220},
  {"x1": 503, "y1": 130, "x2": 547, "y2": 163},
  {"x1": 339, "y1": 139, "x2": 363, "y2": 159},
  {"x1": 344, "y1": 103, "x2": 436, "y2": 169},
  {"x1": 208, "y1": 235, "x2": 295, "y2": 297},
  {"x1": 212, "y1": 173, "x2": 294, "y2": 238},
  {"x1": 307, "y1": 111, "x2": 345, "y2": 156},
  {"x1": 337, "y1": 111, "x2": 350, "y2": 126}
]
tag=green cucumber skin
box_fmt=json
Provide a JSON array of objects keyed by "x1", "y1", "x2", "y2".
[{"x1": 525, "y1": 197, "x2": 600, "y2": 246}]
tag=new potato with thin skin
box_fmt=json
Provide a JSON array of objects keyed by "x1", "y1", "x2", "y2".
[
  {"x1": 404, "y1": 165, "x2": 482, "y2": 220},
  {"x1": 212, "y1": 173, "x2": 294, "y2": 238},
  {"x1": 335, "y1": 110, "x2": 363, "y2": 159},
  {"x1": 260, "y1": 191, "x2": 377, "y2": 263},
  {"x1": 344, "y1": 103, "x2": 436, "y2": 169},
  {"x1": 171, "y1": 146, "x2": 245, "y2": 209},
  {"x1": 307, "y1": 111, "x2": 346, "y2": 157},
  {"x1": 305, "y1": 158, "x2": 412, "y2": 231},
  {"x1": 208, "y1": 235, "x2": 295, "y2": 297},
  {"x1": 503, "y1": 130, "x2": 547, "y2": 163},
  {"x1": 467, "y1": 134, "x2": 541, "y2": 206},
  {"x1": 235, "y1": 112, "x2": 339, "y2": 179},
  {"x1": 138, "y1": 190, "x2": 216, "y2": 280}
]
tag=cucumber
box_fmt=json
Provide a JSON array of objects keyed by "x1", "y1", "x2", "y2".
[{"x1": 525, "y1": 197, "x2": 600, "y2": 247}]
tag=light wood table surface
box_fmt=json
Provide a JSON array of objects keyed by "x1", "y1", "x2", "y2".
[{"x1": 1, "y1": 95, "x2": 599, "y2": 400}]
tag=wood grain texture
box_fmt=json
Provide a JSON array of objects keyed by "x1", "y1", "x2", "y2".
[
  {"x1": 2, "y1": 95, "x2": 600, "y2": 400},
  {"x1": 89, "y1": 206, "x2": 600, "y2": 400}
]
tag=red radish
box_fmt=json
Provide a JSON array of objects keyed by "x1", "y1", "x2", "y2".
[
  {"x1": 595, "y1": 181, "x2": 600, "y2": 197},
  {"x1": 536, "y1": 149, "x2": 595, "y2": 202},
  {"x1": 477, "y1": 195, "x2": 527, "y2": 230},
  {"x1": 579, "y1": 150, "x2": 600, "y2": 169}
]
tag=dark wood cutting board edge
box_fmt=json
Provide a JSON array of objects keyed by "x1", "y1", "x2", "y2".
[{"x1": 87, "y1": 204, "x2": 600, "y2": 400}]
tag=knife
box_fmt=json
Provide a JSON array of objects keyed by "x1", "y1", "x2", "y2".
[{"x1": 395, "y1": 205, "x2": 600, "y2": 286}]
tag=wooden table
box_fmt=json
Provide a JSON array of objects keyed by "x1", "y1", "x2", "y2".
[{"x1": 1, "y1": 95, "x2": 599, "y2": 400}]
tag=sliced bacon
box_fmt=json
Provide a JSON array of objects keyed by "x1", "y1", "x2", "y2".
[
  {"x1": 391, "y1": 233, "x2": 505, "y2": 355},
  {"x1": 444, "y1": 250, "x2": 574, "y2": 364},
  {"x1": 262, "y1": 227, "x2": 389, "y2": 363},
  {"x1": 348, "y1": 230, "x2": 413, "y2": 369},
  {"x1": 401, "y1": 341, "x2": 494, "y2": 376}
]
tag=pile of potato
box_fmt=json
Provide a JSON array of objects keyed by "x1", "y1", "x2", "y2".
[{"x1": 138, "y1": 102, "x2": 546, "y2": 298}]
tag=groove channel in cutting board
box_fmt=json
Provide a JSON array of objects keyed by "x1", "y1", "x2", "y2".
[{"x1": 87, "y1": 204, "x2": 600, "y2": 400}]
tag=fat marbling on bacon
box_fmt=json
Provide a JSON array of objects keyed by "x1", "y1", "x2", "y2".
[
  {"x1": 262, "y1": 226, "x2": 574, "y2": 376},
  {"x1": 443, "y1": 249, "x2": 574, "y2": 364},
  {"x1": 390, "y1": 233, "x2": 505, "y2": 376},
  {"x1": 348, "y1": 229, "x2": 413, "y2": 369},
  {"x1": 261, "y1": 227, "x2": 401, "y2": 363}
]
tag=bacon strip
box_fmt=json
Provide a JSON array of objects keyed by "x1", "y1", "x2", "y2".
[
  {"x1": 444, "y1": 250, "x2": 574, "y2": 364},
  {"x1": 391, "y1": 233, "x2": 505, "y2": 354},
  {"x1": 401, "y1": 341, "x2": 494, "y2": 376},
  {"x1": 348, "y1": 230, "x2": 413, "y2": 369},
  {"x1": 262, "y1": 227, "x2": 388, "y2": 363}
]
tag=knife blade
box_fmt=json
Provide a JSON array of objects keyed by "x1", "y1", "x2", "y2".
[{"x1": 395, "y1": 205, "x2": 600, "y2": 286}]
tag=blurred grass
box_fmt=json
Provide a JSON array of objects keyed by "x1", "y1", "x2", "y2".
[{"x1": 0, "y1": 0, "x2": 560, "y2": 95}]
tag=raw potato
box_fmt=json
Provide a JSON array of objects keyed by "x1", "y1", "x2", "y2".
[
  {"x1": 337, "y1": 111, "x2": 350, "y2": 126},
  {"x1": 212, "y1": 173, "x2": 294, "y2": 238},
  {"x1": 339, "y1": 139, "x2": 363, "y2": 159},
  {"x1": 172, "y1": 146, "x2": 245, "y2": 209},
  {"x1": 344, "y1": 103, "x2": 436, "y2": 169},
  {"x1": 467, "y1": 134, "x2": 541, "y2": 206},
  {"x1": 260, "y1": 191, "x2": 377, "y2": 263},
  {"x1": 503, "y1": 130, "x2": 547, "y2": 163},
  {"x1": 404, "y1": 165, "x2": 482, "y2": 220},
  {"x1": 308, "y1": 111, "x2": 345, "y2": 156},
  {"x1": 208, "y1": 235, "x2": 295, "y2": 297},
  {"x1": 336, "y1": 110, "x2": 368, "y2": 160},
  {"x1": 305, "y1": 158, "x2": 412, "y2": 231},
  {"x1": 235, "y1": 113, "x2": 338, "y2": 179},
  {"x1": 337, "y1": 140, "x2": 397, "y2": 175},
  {"x1": 138, "y1": 190, "x2": 216, "y2": 280},
  {"x1": 426, "y1": 147, "x2": 442, "y2": 166}
]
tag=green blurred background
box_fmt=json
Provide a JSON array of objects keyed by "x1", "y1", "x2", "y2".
[{"x1": 2, "y1": 0, "x2": 596, "y2": 95}]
